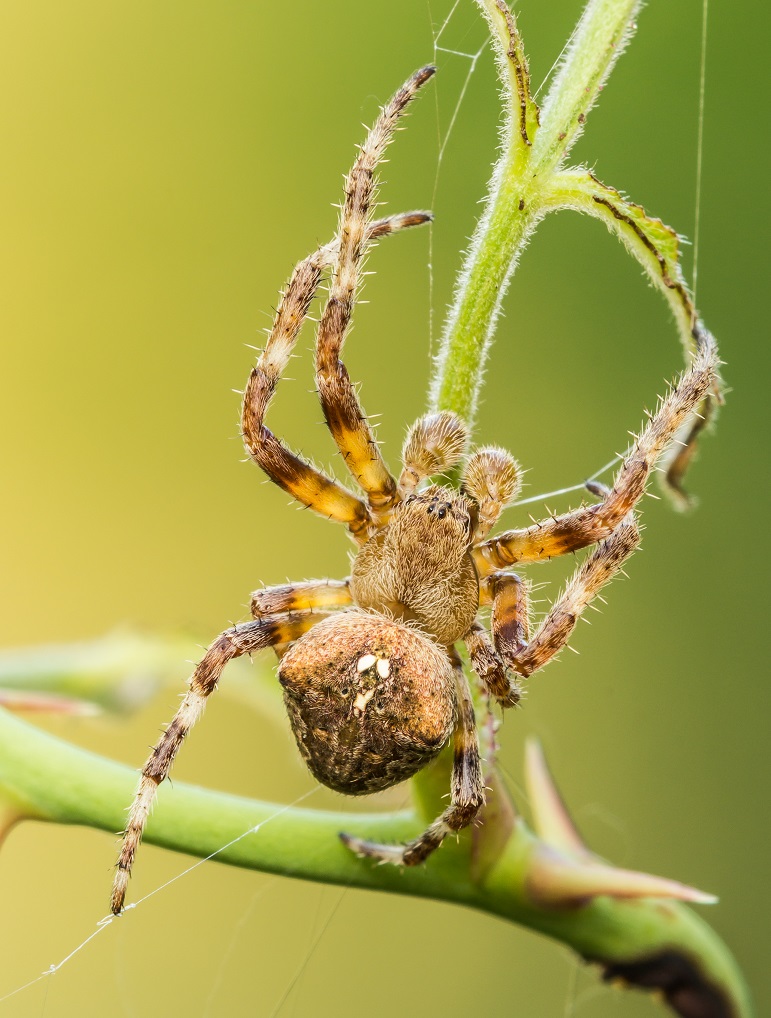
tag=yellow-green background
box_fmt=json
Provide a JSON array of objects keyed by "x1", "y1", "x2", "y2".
[{"x1": 0, "y1": 1, "x2": 766, "y2": 1015}]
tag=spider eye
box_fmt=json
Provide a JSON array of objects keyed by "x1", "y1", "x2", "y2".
[
  {"x1": 426, "y1": 505, "x2": 433, "y2": 514},
  {"x1": 406, "y1": 494, "x2": 416, "y2": 504},
  {"x1": 437, "y1": 507, "x2": 447, "y2": 519}
]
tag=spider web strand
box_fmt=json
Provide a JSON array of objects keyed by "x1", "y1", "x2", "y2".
[
  {"x1": 512, "y1": 453, "x2": 624, "y2": 509},
  {"x1": 427, "y1": 0, "x2": 487, "y2": 358},
  {"x1": 0, "y1": 787, "x2": 320, "y2": 1007},
  {"x1": 691, "y1": 0, "x2": 709, "y2": 312},
  {"x1": 269, "y1": 888, "x2": 348, "y2": 1017}
]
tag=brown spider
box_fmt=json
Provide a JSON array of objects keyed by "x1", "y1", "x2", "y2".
[{"x1": 111, "y1": 65, "x2": 717, "y2": 914}]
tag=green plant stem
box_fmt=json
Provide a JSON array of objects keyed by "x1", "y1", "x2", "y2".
[
  {"x1": 428, "y1": 0, "x2": 641, "y2": 432},
  {"x1": 0, "y1": 705, "x2": 751, "y2": 1017},
  {"x1": 0, "y1": 631, "x2": 189, "y2": 714},
  {"x1": 532, "y1": 0, "x2": 640, "y2": 173},
  {"x1": 0, "y1": 630, "x2": 286, "y2": 721}
]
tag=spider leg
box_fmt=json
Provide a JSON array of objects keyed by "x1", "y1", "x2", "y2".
[
  {"x1": 473, "y1": 340, "x2": 718, "y2": 576},
  {"x1": 111, "y1": 611, "x2": 329, "y2": 915},
  {"x1": 340, "y1": 653, "x2": 484, "y2": 865},
  {"x1": 242, "y1": 211, "x2": 430, "y2": 546},
  {"x1": 464, "y1": 621, "x2": 521, "y2": 708},
  {"x1": 251, "y1": 578, "x2": 353, "y2": 659},
  {"x1": 250, "y1": 578, "x2": 351, "y2": 619},
  {"x1": 315, "y1": 67, "x2": 435, "y2": 524},
  {"x1": 484, "y1": 513, "x2": 640, "y2": 678},
  {"x1": 662, "y1": 392, "x2": 715, "y2": 506},
  {"x1": 480, "y1": 570, "x2": 530, "y2": 660}
]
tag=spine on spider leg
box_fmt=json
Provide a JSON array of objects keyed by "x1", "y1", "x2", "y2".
[
  {"x1": 317, "y1": 64, "x2": 436, "y2": 363},
  {"x1": 602, "y1": 336, "x2": 721, "y2": 524},
  {"x1": 513, "y1": 513, "x2": 640, "y2": 678},
  {"x1": 239, "y1": 232, "x2": 374, "y2": 538},
  {"x1": 240, "y1": 193, "x2": 432, "y2": 536},
  {"x1": 473, "y1": 342, "x2": 718, "y2": 574},
  {"x1": 591, "y1": 340, "x2": 720, "y2": 527}
]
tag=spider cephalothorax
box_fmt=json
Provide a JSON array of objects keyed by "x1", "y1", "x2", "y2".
[
  {"x1": 350, "y1": 483, "x2": 479, "y2": 645},
  {"x1": 111, "y1": 66, "x2": 718, "y2": 912}
]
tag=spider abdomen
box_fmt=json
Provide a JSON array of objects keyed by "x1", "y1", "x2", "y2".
[{"x1": 278, "y1": 610, "x2": 455, "y2": 795}]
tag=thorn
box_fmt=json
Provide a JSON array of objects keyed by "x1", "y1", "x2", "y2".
[
  {"x1": 0, "y1": 691, "x2": 100, "y2": 716},
  {"x1": 526, "y1": 848, "x2": 719, "y2": 909},
  {"x1": 524, "y1": 739, "x2": 588, "y2": 856}
]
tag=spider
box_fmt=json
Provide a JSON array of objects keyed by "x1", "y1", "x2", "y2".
[{"x1": 111, "y1": 65, "x2": 717, "y2": 914}]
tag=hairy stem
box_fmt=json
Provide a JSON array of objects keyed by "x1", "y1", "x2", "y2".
[
  {"x1": 428, "y1": 0, "x2": 641, "y2": 433},
  {"x1": 532, "y1": 0, "x2": 640, "y2": 173}
]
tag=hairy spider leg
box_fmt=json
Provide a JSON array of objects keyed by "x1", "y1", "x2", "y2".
[
  {"x1": 662, "y1": 390, "x2": 715, "y2": 507},
  {"x1": 481, "y1": 570, "x2": 530, "y2": 657},
  {"x1": 242, "y1": 241, "x2": 369, "y2": 539},
  {"x1": 315, "y1": 66, "x2": 435, "y2": 524},
  {"x1": 250, "y1": 578, "x2": 351, "y2": 619},
  {"x1": 251, "y1": 579, "x2": 354, "y2": 659},
  {"x1": 398, "y1": 411, "x2": 468, "y2": 498},
  {"x1": 111, "y1": 612, "x2": 330, "y2": 915},
  {"x1": 473, "y1": 340, "x2": 718, "y2": 575},
  {"x1": 340, "y1": 652, "x2": 484, "y2": 865},
  {"x1": 485, "y1": 512, "x2": 640, "y2": 677},
  {"x1": 241, "y1": 210, "x2": 430, "y2": 545},
  {"x1": 464, "y1": 621, "x2": 521, "y2": 707}
]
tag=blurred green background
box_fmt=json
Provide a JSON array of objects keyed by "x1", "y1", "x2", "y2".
[{"x1": 0, "y1": 0, "x2": 767, "y2": 1015}]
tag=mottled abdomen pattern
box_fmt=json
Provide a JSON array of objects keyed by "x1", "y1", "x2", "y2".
[{"x1": 278, "y1": 611, "x2": 455, "y2": 795}]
